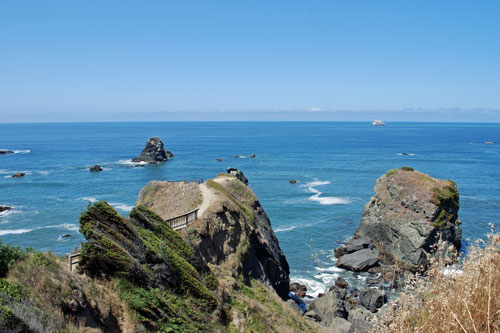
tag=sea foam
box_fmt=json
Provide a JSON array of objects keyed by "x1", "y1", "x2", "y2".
[{"x1": 304, "y1": 180, "x2": 351, "y2": 205}]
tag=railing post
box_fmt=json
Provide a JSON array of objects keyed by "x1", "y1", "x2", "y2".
[{"x1": 68, "y1": 256, "x2": 72, "y2": 272}]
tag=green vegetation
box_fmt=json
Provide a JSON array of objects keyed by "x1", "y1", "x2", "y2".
[
  {"x1": 0, "y1": 241, "x2": 26, "y2": 278},
  {"x1": 206, "y1": 179, "x2": 255, "y2": 225},
  {"x1": 431, "y1": 181, "x2": 459, "y2": 228},
  {"x1": 401, "y1": 166, "x2": 414, "y2": 171},
  {"x1": 386, "y1": 168, "x2": 400, "y2": 177}
]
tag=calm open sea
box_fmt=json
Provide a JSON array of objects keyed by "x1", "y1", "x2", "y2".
[{"x1": 1, "y1": 122, "x2": 499, "y2": 295}]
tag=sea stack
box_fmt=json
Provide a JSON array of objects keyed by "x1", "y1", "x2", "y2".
[
  {"x1": 355, "y1": 167, "x2": 461, "y2": 271},
  {"x1": 0, "y1": 150, "x2": 14, "y2": 155},
  {"x1": 132, "y1": 137, "x2": 173, "y2": 164}
]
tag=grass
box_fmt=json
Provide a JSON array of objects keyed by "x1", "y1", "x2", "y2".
[
  {"x1": 376, "y1": 226, "x2": 500, "y2": 332},
  {"x1": 206, "y1": 179, "x2": 255, "y2": 225}
]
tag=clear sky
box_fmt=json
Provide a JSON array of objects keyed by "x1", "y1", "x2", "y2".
[{"x1": 1, "y1": 1, "x2": 500, "y2": 122}]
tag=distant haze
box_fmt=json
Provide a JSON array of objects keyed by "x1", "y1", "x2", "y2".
[{"x1": 1, "y1": 1, "x2": 499, "y2": 123}]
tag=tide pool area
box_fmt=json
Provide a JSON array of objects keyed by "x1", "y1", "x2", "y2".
[{"x1": 1, "y1": 121, "x2": 499, "y2": 295}]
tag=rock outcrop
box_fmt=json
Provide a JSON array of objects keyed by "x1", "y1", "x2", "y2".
[
  {"x1": 0, "y1": 150, "x2": 14, "y2": 155},
  {"x1": 12, "y1": 172, "x2": 25, "y2": 178},
  {"x1": 0, "y1": 206, "x2": 12, "y2": 214},
  {"x1": 356, "y1": 167, "x2": 462, "y2": 271},
  {"x1": 136, "y1": 171, "x2": 289, "y2": 299},
  {"x1": 132, "y1": 137, "x2": 173, "y2": 164},
  {"x1": 89, "y1": 165, "x2": 103, "y2": 172},
  {"x1": 227, "y1": 167, "x2": 249, "y2": 185}
]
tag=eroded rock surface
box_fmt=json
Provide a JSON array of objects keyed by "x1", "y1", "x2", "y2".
[{"x1": 132, "y1": 137, "x2": 173, "y2": 164}]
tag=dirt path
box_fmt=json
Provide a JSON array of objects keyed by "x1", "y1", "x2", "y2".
[{"x1": 198, "y1": 183, "x2": 217, "y2": 217}]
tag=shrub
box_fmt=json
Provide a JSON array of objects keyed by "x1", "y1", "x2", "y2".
[
  {"x1": 0, "y1": 240, "x2": 26, "y2": 278},
  {"x1": 401, "y1": 166, "x2": 414, "y2": 171}
]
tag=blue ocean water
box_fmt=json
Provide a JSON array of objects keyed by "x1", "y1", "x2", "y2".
[{"x1": 1, "y1": 122, "x2": 499, "y2": 295}]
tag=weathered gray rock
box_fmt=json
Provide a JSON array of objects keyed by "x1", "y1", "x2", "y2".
[
  {"x1": 334, "y1": 237, "x2": 376, "y2": 258},
  {"x1": 227, "y1": 168, "x2": 248, "y2": 185},
  {"x1": 335, "y1": 277, "x2": 349, "y2": 289},
  {"x1": 132, "y1": 137, "x2": 173, "y2": 164},
  {"x1": 348, "y1": 306, "x2": 373, "y2": 323},
  {"x1": 336, "y1": 248, "x2": 379, "y2": 272},
  {"x1": 89, "y1": 165, "x2": 103, "y2": 172},
  {"x1": 356, "y1": 168, "x2": 462, "y2": 271},
  {"x1": 308, "y1": 286, "x2": 347, "y2": 325},
  {"x1": 329, "y1": 317, "x2": 351, "y2": 332},
  {"x1": 286, "y1": 299, "x2": 302, "y2": 313},
  {"x1": 12, "y1": 172, "x2": 25, "y2": 178},
  {"x1": 359, "y1": 288, "x2": 386, "y2": 312}
]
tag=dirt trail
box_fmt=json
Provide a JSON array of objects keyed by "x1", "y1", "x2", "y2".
[{"x1": 198, "y1": 183, "x2": 217, "y2": 217}]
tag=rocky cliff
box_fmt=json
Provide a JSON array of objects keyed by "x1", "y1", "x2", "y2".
[
  {"x1": 356, "y1": 167, "x2": 462, "y2": 271},
  {"x1": 132, "y1": 137, "x2": 173, "y2": 164}
]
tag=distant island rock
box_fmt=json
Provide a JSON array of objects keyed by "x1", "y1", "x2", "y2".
[
  {"x1": 132, "y1": 137, "x2": 173, "y2": 164},
  {"x1": 215, "y1": 158, "x2": 222, "y2": 162},
  {"x1": 371, "y1": 120, "x2": 386, "y2": 126},
  {"x1": 0, "y1": 150, "x2": 14, "y2": 155},
  {"x1": 289, "y1": 180, "x2": 297, "y2": 184},
  {"x1": 249, "y1": 153, "x2": 256, "y2": 158},
  {"x1": 89, "y1": 165, "x2": 103, "y2": 172},
  {"x1": 12, "y1": 172, "x2": 25, "y2": 178}
]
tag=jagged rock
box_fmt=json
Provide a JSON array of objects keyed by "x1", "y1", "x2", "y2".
[
  {"x1": 357, "y1": 167, "x2": 462, "y2": 271},
  {"x1": 215, "y1": 158, "x2": 222, "y2": 162},
  {"x1": 132, "y1": 137, "x2": 173, "y2": 164},
  {"x1": 359, "y1": 288, "x2": 387, "y2": 312},
  {"x1": 334, "y1": 237, "x2": 376, "y2": 258},
  {"x1": 0, "y1": 206, "x2": 11, "y2": 213},
  {"x1": 336, "y1": 248, "x2": 379, "y2": 272},
  {"x1": 249, "y1": 153, "x2": 256, "y2": 158},
  {"x1": 227, "y1": 167, "x2": 248, "y2": 185},
  {"x1": 308, "y1": 286, "x2": 347, "y2": 325},
  {"x1": 305, "y1": 310, "x2": 320, "y2": 321},
  {"x1": 286, "y1": 299, "x2": 302, "y2": 313},
  {"x1": 12, "y1": 172, "x2": 25, "y2": 178},
  {"x1": 335, "y1": 277, "x2": 349, "y2": 289},
  {"x1": 289, "y1": 180, "x2": 297, "y2": 184},
  {"x1": 290, "y1": 282, "x2": 307, "y2": 298},
  {"x1": 0, "y1": 150, "x2": 14, "y2": 155},
  {"x1": 61, "y1": 234, "x2": 72, "y2": 238},
  {"x1": 89, "y1": 165, "x2": 103, "y2": 172}
]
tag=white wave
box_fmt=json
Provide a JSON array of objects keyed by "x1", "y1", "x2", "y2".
[
  {"x1": 45, "y1": 223, "x2": 79, "y2": 231},
  {"x1": 0, "y1": 228, "x2": 32, "y2": 236},
  {"x1": 397, "y1": 153, "x2": 416, "y2": 156},
  {"x1": 115, "y1": 159, "x2": 148, "y2": 166},
  {"x1": 304, "y1": 180, "x2": 351, "y2": 205},
  {"x1": 38, "y1": 171, "x2": 50, "y2": 176},
  {"x1": 275, "y1": 226, "x2": 296, "y2": 233},
  {"x1": 290, "y1": 277, "x2": 328, "y2": 298},
  {"x1": 79, "y1": 196, "x2": 97, "y2": 203},
  {"x1": 13, "y1": 150, "x2": 30, "y2": 154},
  {"x1": 313, "y1": 272, "x2": 340, "y2": 286},
  {"x1": 314, "y1": 265, "x2": 344, "y2": 273},
  {"x1": 110, "y1": 202, "x2": 134, "y2": 212}
]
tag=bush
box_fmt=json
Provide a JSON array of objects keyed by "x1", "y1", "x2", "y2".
[
  {"x1": 0, "y1": 240, "x2": 26, "y2": 278},
  {"x1": 401, "y1": 166, "x2": 414, "y2": 171}
]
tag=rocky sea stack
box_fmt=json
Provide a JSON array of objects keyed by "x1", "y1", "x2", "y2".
[
  {"x1": 132, "y1": 137, "x2": 173, "y2": 164},
  {"x1": 336, "y1": 167, "x2": 462, "y2": 274}
]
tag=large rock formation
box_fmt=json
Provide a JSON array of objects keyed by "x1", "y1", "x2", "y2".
[
  {"x1": 136, "y1": 171, "x2": 290, "y2": 299},
  {"x1": 356, "y1": 167, "x2": 462, "y2": 271},
  {"x1": 132, "y1": 137, "x2": 173, "y2": 164}
]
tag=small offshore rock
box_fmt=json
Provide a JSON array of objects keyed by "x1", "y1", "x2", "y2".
[
  {"x1": 0, "y1": 206, "x2": 12, "y2": 213},
  {"x1": 289, "y1": 180, "x2": 297, "y2": 184},
  {"x1": 215, "y1": 158, "x2": 222, "y2": 162},
  {"x1": 62, "y1": 234, "x2": 72, "y2": 239},
  {"x1": 0, "y1": 150, "x2": 14, "y2": 155},
  {"x1": 89, "y1": 165, "x2": 103, "y2": 172},
  {"x1": 227, "y1": 167, "x2": 249, "y2": 185},
  {"x1": 234, "y1": 155, "x2": 243, "y2": 158},
  {"x1": 12, "y1": 172, "x2": 25, "y2": 178},
  {"x1": 249, "y1": 153, "x2": 256, "y2": 158},
  {"x1": 132, "y1": 137, "x2": 173, "y2": 164},
  {"x1": 484, "y1": 141, "x2": 494, "y2": 145}
]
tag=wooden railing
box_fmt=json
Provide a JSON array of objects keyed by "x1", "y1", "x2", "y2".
[
  {"x1": 164, "y1": 179, "x2": 204, "y2": 184},
  {"x1": 165, "y1": 208, "x2": 199, "y2": 230},
  {"x1": 68, "y1": 252, "x2": 81, "y2": 272}
]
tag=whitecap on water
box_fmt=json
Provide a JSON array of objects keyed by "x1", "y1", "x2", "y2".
[
  {"x1": 274, "y1": 226, "x2": 296, "y2": 233},
  {"x1": 115, "y1": 159, "x2": 148, "y2": 166},
  {"x1": 0, "y1": 228, "x2": 33, "y2": 236},
  {"x1": 110, "y1": 202, "x2": 134, "y2": 212},
  {"x1": 303, "y1": 180, "x2": 351, "y2": 205},
  {"x1": 290, "y1": 276, "x2": 328, "y2": 297},
  {"x1": 79, "y1": 196, "x2": 97, "y2": 203}
]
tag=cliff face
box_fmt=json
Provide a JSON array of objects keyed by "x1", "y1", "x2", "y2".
[
  {"x1": 136, "y1": 172, "x2": 290, "y2": 299},
  {"x1": 356, "y1": 168, "x2": 462, "y2": 271}
]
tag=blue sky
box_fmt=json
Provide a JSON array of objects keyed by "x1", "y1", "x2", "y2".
[{"x1": 1, "y1": 1, "x2": 500, "y2": 122}]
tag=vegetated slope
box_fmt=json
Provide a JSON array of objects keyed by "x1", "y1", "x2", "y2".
[{"x1": 0, "y1": 172, "x2": 320, "y2": 332}]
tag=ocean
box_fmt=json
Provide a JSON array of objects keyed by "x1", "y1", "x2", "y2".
[{"x1": 1, "y1": 122, "x2": 499, "y2": 295}]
